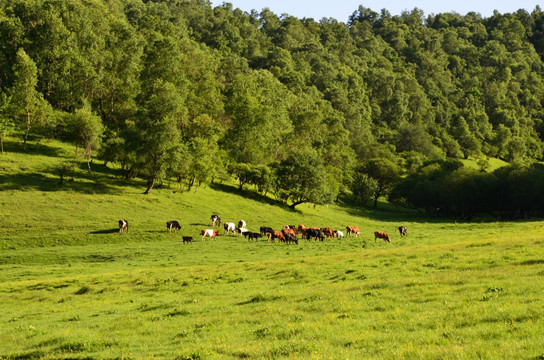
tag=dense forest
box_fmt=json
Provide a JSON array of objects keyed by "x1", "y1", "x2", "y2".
[{"x1": 1, "y1": 0, "x2": 544, "y2": 217}]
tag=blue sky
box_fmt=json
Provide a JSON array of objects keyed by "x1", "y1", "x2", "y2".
[{"x1": 209, "y1": 0, "x2": 541, "y2": 22}]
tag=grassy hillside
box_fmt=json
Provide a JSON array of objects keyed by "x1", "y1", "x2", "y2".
[{"x1": 1, "y1": 138, "x2": 543, "y2": 359}]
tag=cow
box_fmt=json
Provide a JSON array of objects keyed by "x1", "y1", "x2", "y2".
[
  {"x1": 166, "y1": 220, "x2": 181, "y2": 233},
  {"x1": 399, "y1": 226, "x2": 407, "y2": 236},
  {"x1": 237, "y1": 227, "x2": 249, "y2": 236},
  {"x1": 119, "y1": 219, "x2": 128, "y2": 234},
  {"x1": 260, "y1": 226, "x2": 274, "y2": 236},
  {"x1": 224, "y1": 222, "x2": 236, "y2": 235},
  {"x1": 182, "y1": 236, "x2": 193, "y2": 244},
  {"x1": 346, "y1": 226, "x2": 360, "y2": 237},
  {"x1": 268, "y1": 231, "x2": 285, "y2": 243},
  {"x1": 238, "y1": 220, "x2": 246, "y2": 229},
  {"x1": 282, "y1": 227, "x2": 296, "y2": 239},
  {"x1": 374, "y1": 231, "x2": 391, "y2": 243},
  {"x1": 211, "y1": 215, "x2": 221, "y2": 227},
  {"x1": 321, "y1": 227, "x2": 334, "y2": 238},
  {"x1": 284, "y1": 232, "x2": 298, "y2": 245},
  {"x1": 334, "y1": 230, "x2": 344, "y2": 239},
  {"x1": 247, "y1": 232, "x2": 262, "y2": 242},
  {"x1": 305, "y1": 228, "x2": 324, "y2": 241},
  {"x1": 201, "y1": 229, "x2": 220, "y2": 241}
]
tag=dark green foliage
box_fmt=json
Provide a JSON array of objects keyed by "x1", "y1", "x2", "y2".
[{"x1": 2, "y1": 0, "x2": 544, "y2": 208}]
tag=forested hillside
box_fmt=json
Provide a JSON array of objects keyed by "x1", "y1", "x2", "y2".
[{"x1": 1, "y1": 0, "x2": 544, "y2": 215}]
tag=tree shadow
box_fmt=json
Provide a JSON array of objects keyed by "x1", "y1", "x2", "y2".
[
  {"x1": 2, "y1": 138, "x2": 68, "y2": 158},
  {"x1": 209, "y1": 182, "x2": 288, "y2": 209}
]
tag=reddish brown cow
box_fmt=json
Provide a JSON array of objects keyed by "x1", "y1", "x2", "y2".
[
  {"x1": 346, "y1": 226, "x2": 360, "y2": 237},
  {"x1": 321, "y1": 227, "x2": 334, "y2": 238},
  {"x1": 282, "y1": 227, "x2": 296, "y2": 238},
  {"x1": 374, "y1": 231, "x2": 391, "y2": 243},
  {"x1": 268, "y1": 231, "x2": 286, "y2": 243}
]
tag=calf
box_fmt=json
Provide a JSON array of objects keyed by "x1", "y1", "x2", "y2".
[
  {"x1": 211, "y1": 214, "x2": 221, "y2": 227},
  {"x1": 166, "y1": 220, "x2": 181, "y2": 233},
  {"x1": 398, "y1": 226, "x2": 407, "y2": 236},
  {"x1": 182, "y1": 236, "x2": 193, "y2": 244},
  {"x1": 247, "y1": 232, "x2": 262, "y2": 242},
  {"x1": 334, "y1": 230, "x2": 344, "y2": 239},
  {"x1": 119, "y1": 219, "x2": 128, "y2": 234},
  {"x1": 224, "y1": 222, "x2": 236, "y2": 235},
  {"x1": 284, "y1": 232, "x2": 298, "y2": 245},
  {"x1": 374, "y1": 231, "x2": 391, "y2": 243},
  {"x1": 346, "y1": 226, "x2": 360, "y2": 237},
  {"x1": 201, "y1": 229, "x2": 220, "y2": 241},
  {"x1": 238, "y1": 220, "x2": 246, "y2": 229}
]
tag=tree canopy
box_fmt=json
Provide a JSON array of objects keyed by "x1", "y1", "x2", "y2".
[{"x1": 1, "y1": 0, "x2": 544, "y2": 206}]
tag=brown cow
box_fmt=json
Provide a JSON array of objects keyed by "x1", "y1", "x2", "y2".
[
  {"x1": 374, "y1": 231, "x2": 391, "y2": 243},
  {"x1": 268, "y1": 230, "x2": 286, "y2": 243},
  {"x1": 321, "y1": 227, "x2": 334, "y2": 238},
  {"x1": 346, "y1": 226, "x2": 360, "y2": 237},
  {"x1": 282, "y1": 227, "x2": 296, "y2": 238}
]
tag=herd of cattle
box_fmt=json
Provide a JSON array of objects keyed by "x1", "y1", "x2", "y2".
[{"x1": 118, "y1": 216, "x2": 408, "y2": 245}]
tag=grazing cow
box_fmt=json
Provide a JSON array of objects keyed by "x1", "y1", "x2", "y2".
[
  {"x1": 399, "y1": 226, "x2": 407, "y2": 236},
  {"x1": 247, "y1": 232, "x2": 262, "y2": 242},
  {"x1": 334, "y1": 230, "x2": 344, "y2": 239},
  {"x1": 346, "y1": 226, "x2": 360, "y2": 237},
  {"x1": 374, "y1": 231, "x2": 391, "y2": 243},
  {"x1": 268, "y1": 231, "x2": 286, "y2": 243},
  {"x1": 305, "y1": 228, "x2": 324, "y2": 241},
  {"x1": 260, "y1": 226, "x2": 274, "y2": 236},
  {"x1": 284, "y1": 232, "x2": 298, "y2": 245},
  {"x1": 224, "y1": 222, "x2": 236, "y2": 235},
  {"x1": 201, "y1": 229, "x2": 220, "y2": 241},
  {"x1": 282, "y1": 227, "x2": 296, "y2": 238},
  {"x1": 238, "y1": 220, "x2": 246, "y2": 229},
  {"x1": 119, "y1": 219, "x2": 128, "y2": 234},
  {"x1": 237, "y1": 227, "x2": 249, "y2": 236},
  {"x1": 211, "y1": 215, "x2": 221, "y2": 227},
  {"x1": 182, "y1": 236, "x2": 193, "y2": 244},
  {"x1": 321, "y1": 227, "x2": 334, "y2": 238},
  {"x1": 166, "y1": 220, "x2": 181, "y2": 233}
]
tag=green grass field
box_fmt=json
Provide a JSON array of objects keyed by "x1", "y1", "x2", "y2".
[{"x1": 1, "y1": 138, "x2": 543, "y2": 359}]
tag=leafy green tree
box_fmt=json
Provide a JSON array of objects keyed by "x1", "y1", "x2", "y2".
[
  {"x1": 274, "y1": 149, "x2": 335, "y2": 208},
  {"x1": 350, "y1": 172, "x2": 378, "y2": 207},
  {"x1": 10, "y1": 48, "x2": 52, "y2": 150},
  {"x1": 136, "y1": 80, "x2": 185, "y2": 194},
  {"x1": 363, "y1": 158, "x2": 401, "y2": 208},
  {"x1": 0, "y1": 91, "x2": 14, "y2": 154},
  {"x1": 64, "y1": 102, "x2": 104, "y2": 171}
]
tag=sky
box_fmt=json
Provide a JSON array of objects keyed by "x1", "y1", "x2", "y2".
[{"x1": 209, "y1": 0, "x2": 542, "y2": 22}]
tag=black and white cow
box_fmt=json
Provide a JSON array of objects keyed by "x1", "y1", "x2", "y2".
[
  {"x1": 167, "y1": 220, "x2": 181, "y2": 233},
  {"x1": 211, "y1": 214, "x2": 221, "y2": 227},
  {"x1": 119, "y1": 219, "x2": 128, "y2": 234}
]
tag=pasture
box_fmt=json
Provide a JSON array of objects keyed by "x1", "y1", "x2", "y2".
[{"x1": 1, "y1": 139, "x2": 544, "y2": 359}]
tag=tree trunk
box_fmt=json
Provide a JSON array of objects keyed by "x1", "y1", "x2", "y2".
[
  {"x1": 23, "y1": 109, "x2": 31, "y2": 151},
  {"x1": 0, "y1": 134, "x2": 3, "y2": 154},
  {"x1": 144, "y1": 171, "x2": 158, "y2": 194}
]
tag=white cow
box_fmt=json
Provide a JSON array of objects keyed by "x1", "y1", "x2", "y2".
[
  {"x1": 224, "y1": 222, "x2": 236, "y2": 235},
  {"x1": 334, "y1": 230, "x2": 344, "y2": 239},
  {"x1": 237, "y1": 227, "x2": 248, "y2": 236},
  {"x1": 238, "y1": 220, "x2": 246, "y2": 229}
]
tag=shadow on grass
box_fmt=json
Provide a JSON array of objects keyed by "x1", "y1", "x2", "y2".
[
  {"x1": 89, "y1": 228, "x2": 119, "y2": 235},
  {"x1": 209, "y1": 182, "x2": 300, "y2": 212},
  {"x1": 1, "y1": 138, "x2": 67, "y2": 158}
]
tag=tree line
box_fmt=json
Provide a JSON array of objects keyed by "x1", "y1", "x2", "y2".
[{"x1": 1, "y1": 0, "x2": 544, "y2": 213}]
